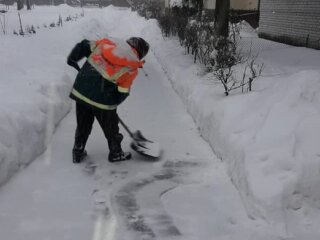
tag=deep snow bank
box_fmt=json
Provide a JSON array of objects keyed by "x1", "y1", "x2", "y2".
[
  {"x1": 148, "y1": 25, "x2": 320, "y2": 237},
  {"x1": 0, "y1": 5, "x2": 88, "y2": 186}
]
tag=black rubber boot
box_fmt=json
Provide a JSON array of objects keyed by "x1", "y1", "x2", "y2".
[
  {"x1": 73, "y1": 149, "x2": 87, "y2": 163},
  {"x1": 72, "y1": 135, "x2": 88, "y2": 163},
  {"x1": 108, "y1": 133, "x2": 131, "y2": 162},
  {"x1": 108, "y1": 151, "x2": 131, "y2": 162}
]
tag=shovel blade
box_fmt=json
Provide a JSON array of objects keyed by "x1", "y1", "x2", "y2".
[{"x1": 130, "y1": 131, "x2": 161, "y2": 158}]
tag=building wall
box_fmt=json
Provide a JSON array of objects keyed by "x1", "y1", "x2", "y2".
[
  {"x1": 204, "y1": 0, "x2": 258, "y2": 10},
  {"x1": 231, "y1": 0, "x2": 258, "y2": 10},
  {"x1": 164, "y1": 0, "x2": 259, "y2": 27},
  {"x1": 259, "y1": 0, "x2": 320, "y2": 49},
  {"x1": 164, "y1": 0, "x2": 169, "y2": 8},
  {"x1": 165, "y1": 0, "x2": 258, "y2": 10},
  {"x1": 165, "y1": 0, "x2": 183, "y2": 8},
  {"x1": 203, "y1": 0, "x2": 215, "y2": 9}
]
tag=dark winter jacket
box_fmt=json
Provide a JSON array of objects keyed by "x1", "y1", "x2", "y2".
[{"x1": 67, "y1": 39, "x2": 139, "y2": 110}]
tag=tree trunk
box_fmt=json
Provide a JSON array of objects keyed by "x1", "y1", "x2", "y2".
[
  {"x1": 198, "y1": 0, "x2": 203, "y2": 19},
  {"x1": 26, "y1": 0, "x2": 31, "y2": 10},
  {"x1": 17, "y1": 0, "x2": 24, "y2": 10},
  {"x1": 187, "y1": 0, "x2": 203, "y2": 19},
  {"x1": 214, "y1": 0, "x2": 230, "y2": 38}
]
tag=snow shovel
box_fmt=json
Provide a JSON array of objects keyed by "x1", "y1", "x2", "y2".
[{"x1": 118, "y1": 117, "x2": 161, "y2": 158}]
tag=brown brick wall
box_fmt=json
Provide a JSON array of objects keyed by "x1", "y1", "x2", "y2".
[{"x1": 259, "y1": 0, "x2": 320, "y2": 49}]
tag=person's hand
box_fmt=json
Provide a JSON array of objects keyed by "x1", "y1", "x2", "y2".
[
  {"x1": 67, "y1": 59, "x2": 81, "y2": 71},
  {"x1": 139, "y1": 60, "x2": 145, "y2": 68}
]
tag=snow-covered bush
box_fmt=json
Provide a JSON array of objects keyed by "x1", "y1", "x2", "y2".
[
  {"x1": 244, "y1": 55, "x2": 264, "y2": 92},
  {"x1": 12, "y1": 12, "x2": 82, "y2": 36},
  {"x1": 183, "y1": 19, "x2": 198, "y2": 56},
  {"x1": 158, "y1": 11, "x2": 174, "y2": 37},
  {"x1": 212, "y1": 37, "x2": 242, "y2": 95},
  {"x1": 211, "y1": 32, "x2": 264, "y2": 96},
  {"x1": 0, "y1": 9, "x2": 8, "y2": 35},
  {"x1": 57, "y1": 14, "x2": 62, "y2": 27},
  {"x1": 189, "y1": 19, "x2": 216, "y2": 65},
  {"x1": 25, "y1": 24, "x2": 36, "y2": 34},
  {"x1": 158, "y1": 5, "x2": 195, "y2": 45},
  {"x1": 158, "y1": 8, "x2": 216, "y2": 65},
  {"x1": 130, "y1": 0, "x2": 163, "y2": 20},
  {"x1": 157, "y1": 6, "x2": 264, "y2": 96}
]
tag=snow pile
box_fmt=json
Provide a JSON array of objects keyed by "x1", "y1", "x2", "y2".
[
  {"x1": 0, "y1": 5, "x2": 86, "y2": 186},
  {"x1": 150, "y1": 23, "x2": 320, "y2": 237}
]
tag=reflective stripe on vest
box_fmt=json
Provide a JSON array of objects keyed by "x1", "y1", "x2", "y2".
[
  {"x1": 71, "y1": 89, "x2": 117, "y2": 110},
  {"x1": 118, "y1": 86, "x2": 129, "y2": 93}
]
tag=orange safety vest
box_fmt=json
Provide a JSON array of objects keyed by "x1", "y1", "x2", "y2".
[{"x1": 88, "y1": 38, "x2": 145, "y2": 93}]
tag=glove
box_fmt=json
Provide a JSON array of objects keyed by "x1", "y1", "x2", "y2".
[{"x1": 67, "y1": 59, "x2": 81, "y2": 72}]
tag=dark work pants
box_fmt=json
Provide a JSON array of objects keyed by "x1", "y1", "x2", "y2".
[{"x1": 73, "y1": 102, "x2": 123, "y2": 154}]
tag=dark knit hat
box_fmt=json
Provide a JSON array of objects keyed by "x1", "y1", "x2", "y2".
[{"x1": 127, "y1": 37, "x2": 150, "y2": 60}]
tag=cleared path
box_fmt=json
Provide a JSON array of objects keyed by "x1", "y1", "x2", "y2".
[{"x1": 0, "y1": 49, "x2": 239, "y2": 240}]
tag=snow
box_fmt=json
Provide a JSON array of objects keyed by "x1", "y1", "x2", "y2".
[
  {"x1": 169, "y1": 0, "x2": 183, "y2": 7},
  {"x1": 152, "y1": 22, "x2": 320, "y2": 238},
  {"x1": 1, "y1": 4, "x2": 320, "y2": 240},
  {"x1": 0, "y1": 5, "x2": 86, "y2": 186}
]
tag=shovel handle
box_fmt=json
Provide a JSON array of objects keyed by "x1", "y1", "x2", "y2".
[{"x1": 118, "y1": 117, "x2": 134, "y2": 138}]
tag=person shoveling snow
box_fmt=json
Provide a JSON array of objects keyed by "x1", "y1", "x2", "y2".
[{"x1": 67, "y1": 36, "x2": 159, "y2": 163}]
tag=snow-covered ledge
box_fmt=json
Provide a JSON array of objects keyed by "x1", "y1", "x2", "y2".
[
  {"x1": 0, "y1": 73, "x2": 72, "y2": 186},
  {"x1": 0, "y1": 5, "x2": 84, "y2": 186}
]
